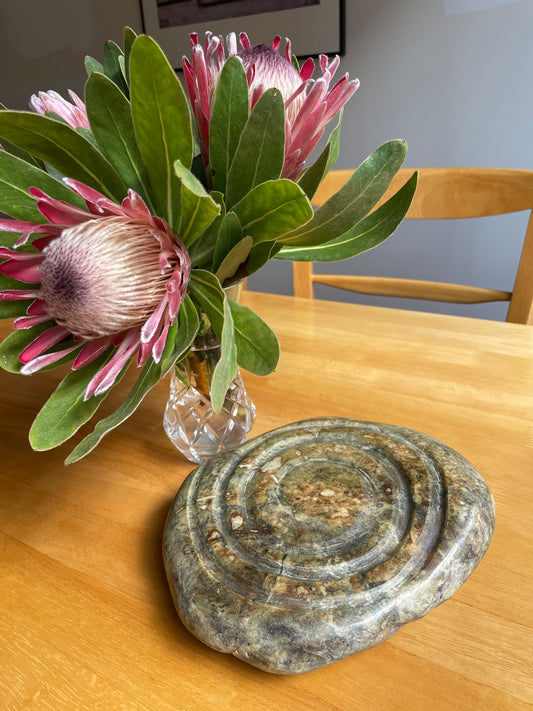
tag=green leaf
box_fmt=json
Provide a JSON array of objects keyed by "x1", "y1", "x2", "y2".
[
  {"x1": 0, "y1": 149, "x2": 87, "y2": 221},
  {"x1": 103, "y1": 40, "x2": 129, "y2": 96},
  {"x1": 0, "y1": 324, "x2": 82, "y2": 373},
  {"x1": 174, "y1": 160, "x2": 221, "y2": 247},
  {"x1": 29, "y1": 351, "x2": 120, "y2": 451},
  {"x1": 42, "y1": 161, "x2": 65, "y2": 182},
  {"x1": 188, "y1": 269, "x2": 225, "y2": 338},
  {"x1": 209, "y1": 56, "x2": 250, "y2": 194},
  {"x1": 0, "y1": 104, "x2": 39, "y2": 169},
  {"x1": 245, "y1": 240, "x2": 281, "y2": 276},
  {"x1": 0, "y1": 105, "x2": 44, "y2": 169},
  {"x1": 66, "y1": 360, "x2": 159, "y2": 463},
  {"x1": 0, "y1": 273, "x2": 34, "y2": 319},
  {"x1": 123, "y1": 26, "x2": 138, "y2": 86},
  {"x1": 118, "y1": 56, "x2": 127, "y2": 86},
  {"x1": 0, "y1": 302, "x2": 32, "y2": 320},
  {"x1": 212, "y1": 211, "x2": 242, "y2": 272},
  {"x1": 0, "y1": 139, "x2": 44, "y2": 169},
  {"x1": 189, "y1": 269, "x2": 278, "y2": 374},
  {"x1": 0, "y1": 321, "x2": 51, "y2": 373},
  {"x1": 75, "y1": 127, "x2": 99, "y2": 150},
  {"x1": 277, "y1": 171, "x2": 418, "y2": 262},
  {"x1": 159, "y1": 295, "x2": 200, "y2": 374},
  {"x1": 0, "y1": 301, "x2": 31, "y2": 320},
  {"x1": 228, "y1": 301, "x2": 279, "y2": 375},
  {"x1": 190, "y1": 153, "x2": 209, "y2": 189},
  {"x1": 279, "y1": 140, "x2": 408, "y2": 248},
  {"x1": 232, "y1": 179, "x2": 313, "y2": 244},
  {"x1": 297, "y1": 143, "x2": 331, "y2": 202},
  {"x1": 85, "y1": 72, "x2": 154, "y2": 207},
  {"x1": 65, "y1": 296, "x2": 199, "y2": 464},
  {"x1": 0, "y1": 111, "x2": 127, "y2": 201},
  {"x1": 0, "y1": 230, "x2": 39, "y2": 251},
  {"x1": 324, "y1": 108, "x2": 343, "y2": 176},
  {"x1": 297, "y1": 108, "x2": 343, "y2": 200},
  {"x1": 0, "y1": 104, "x2": 43, "y2": 168},
  {"x1": 188, "y1": 191, "x2": 227, "y2": 269},
  {"x1": 85, "y1": 55, "x2": 104, "y2": 77},
  {"x1": 130, "y1": 35, "x2": 193, "y2": 228},
  {"x1": 210, "y1": 297, "x2": 237, "y2": 413},
  {"x1": 225, "y1": 88, "x2": 285, "y2": 209},
  {"x1": 215, "y1": 235, "x2": 253, "y2": 284}
]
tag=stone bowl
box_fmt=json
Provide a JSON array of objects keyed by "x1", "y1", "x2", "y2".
[{"x1": 163, "y1": 417, "x2": 495, "y2": 674}]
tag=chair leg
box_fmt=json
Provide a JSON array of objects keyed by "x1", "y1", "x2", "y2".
[
  {"x1": 507, "y1": 211, "x2": 533, "y2": 324},
  {"x1": 293, "y1": 262, "x2": 314, "y2": 298}
]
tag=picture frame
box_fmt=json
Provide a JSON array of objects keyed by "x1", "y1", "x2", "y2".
[{"x1": 140, "y1": 0, "x2": 345, "y2": 69}]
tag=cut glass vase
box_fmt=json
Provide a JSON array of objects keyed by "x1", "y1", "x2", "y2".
[{"x1": 163, "y1": 327, "x2": 256, "y2": 464}]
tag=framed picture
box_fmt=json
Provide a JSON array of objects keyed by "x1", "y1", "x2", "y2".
[{"x1": 140, "y1": 0, "x2": 345, "y2": 69}]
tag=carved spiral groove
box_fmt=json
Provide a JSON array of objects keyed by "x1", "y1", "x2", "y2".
[{"x1": 164, "y1": 418, "x2": 495, "y2": 674}]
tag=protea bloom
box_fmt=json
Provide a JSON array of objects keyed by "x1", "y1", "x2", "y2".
[
  {"x1": 0, "y1": 181, "x2": 190, "y2": 399},
  {"x1": 29, "y1": 89, "x2": 90, "y2": 129},
  {"x1": 183, "y1": 32, "x2": 359, "y2": 179}
]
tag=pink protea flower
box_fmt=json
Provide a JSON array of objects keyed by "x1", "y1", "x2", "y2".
[
  {"x1": 29, "y1": 89, "x2": 90, "y2": 130},
  {"x1": 182, "y1": 32, "x2": 359, "y2": 179},
  {"x1": 0, "y1": 182, "x2": 190, "y2": 400}
]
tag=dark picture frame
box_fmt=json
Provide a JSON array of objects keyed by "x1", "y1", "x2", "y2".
[{"x1": 140, "y1": 0, "x2": 345, "y2": 69}]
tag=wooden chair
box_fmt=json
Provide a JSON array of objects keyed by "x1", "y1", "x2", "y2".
[{"x1": 292, "y1": 168, "x2": 533, "y2": 324}]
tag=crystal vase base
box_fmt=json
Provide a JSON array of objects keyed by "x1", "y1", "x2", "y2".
[{"x1": 163, "y1": 369, "x2": 256, "y2": 464}]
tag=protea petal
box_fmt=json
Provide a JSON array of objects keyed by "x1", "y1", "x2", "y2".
[
  {"x1": 86, "y1": 330, "x2": 140, "y2": 399},
  {"x1": 0, "y1": 289, "x2": 40, "y2": 301},
  {"x1": 31, "y1": 236, "x2": 56, "y2": 252},
  {"x1": 14, "y1": 313, "x2": 52, "y2": 330},
  {"x1": 152, "y1": 319, "x2": 170, "y2": 364},
  {"x1": 299, "y1": 58, "x2": 315, "y2": 81},
  {"x1": 182, "y1": 32, "x2": 358, "y2": 180},
  {"x1": 291, "y1": 102, "x2": 327, "y2": 154},
  {"x1": 20, "y1": 343, "x2": 81, "y2": 375},
  {"x1": 141, "y1": 296, "x2": 168, "y2": 345},
  {"x1": 27, "y1": 299, "x2": 48, "y2": 316},
  {"x1": 72, "y1": 336, "x2": 113, "y2": 370},
  {"x1": 0, "y1": 219, "x2": 59, "y2": 247},
  {"x1": 61, "y1": 179, "x2": 123, "y2": 216},
  {"x1": 19, "y1": 325, "x2": 70, "y2": 363},
  {"x1": 0, "y1": 180, "x2": 191, "y2": 401},
  {"x1": 29, "y1": 89, "x2": 90, "y2": 130},
  {"x1": 29, "y1": 188, "x2": 93, "y2": 226},
  {"x1": 0, "y1": 259, "x2": 42, "y2": 283},
  {"x1": 238, "y1": 32, "x2": 251, "y2": 51},
  {"x1": 68, "y1": 90, "x2": 87, "y2": 115},
  {"x1": 0, "y1": 246, "x2": 39, "y2": 261},
  {"x1": 226, "y1": 32, "x2": 237, "y2": 55},
  {"x1": 120, "y1": 189, "x2": 156, "y2": 223}
]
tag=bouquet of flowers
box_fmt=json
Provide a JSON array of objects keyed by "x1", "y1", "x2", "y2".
[{"x1": 0, "y1": 28, "x2": 416, "y2": 463}]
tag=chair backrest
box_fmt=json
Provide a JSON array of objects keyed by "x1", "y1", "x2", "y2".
[{"x1": 292, "y1": 167, "x2": 533, "y2": 324}]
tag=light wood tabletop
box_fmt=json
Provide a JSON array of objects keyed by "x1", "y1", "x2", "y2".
[{"x1": 1, "y1": 292, "x2": 532, "y2": 710}]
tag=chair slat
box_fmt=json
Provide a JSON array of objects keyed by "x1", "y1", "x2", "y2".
[
  {"x1": 295, "y1": 167, "x2": 533, "y2": 324},
  {"x1": 312, "y1": 275, "x2": 512, "y2": 304}
]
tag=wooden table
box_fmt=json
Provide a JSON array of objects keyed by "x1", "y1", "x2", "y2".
[{"x1": 1, "y1": 292, "x2": 531, "y2": 710}]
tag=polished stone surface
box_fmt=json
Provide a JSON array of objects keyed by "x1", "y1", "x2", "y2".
[{"x1": 163, "y1": 418, "x2": 495, "y2": 674}]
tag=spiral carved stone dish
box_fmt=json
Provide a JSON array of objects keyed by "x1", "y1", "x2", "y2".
[{"x1": 163, "y1": 417, "x2": 495, "y2": 674}]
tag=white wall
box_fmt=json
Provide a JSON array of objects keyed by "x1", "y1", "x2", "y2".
[
  {"x1": 1, "y1": 0, "x2": 532, "y2": 320},
  {"x1": 249, "y1": 0, "x2": 533, "y2": 320},
  {"x1": 0, "y1": 0, "x2": 142, "y2": 109}
]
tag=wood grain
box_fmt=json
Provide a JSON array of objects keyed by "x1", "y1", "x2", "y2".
[
  {"x1": 293, "y1": 167, "x2": 533, "y2": 324},
  {"x1": 1, "y1": 293, "x2": 532, "y2": 710},
  {"x1": 310, "y1": 274, "x2": 511, "y2": 304}
]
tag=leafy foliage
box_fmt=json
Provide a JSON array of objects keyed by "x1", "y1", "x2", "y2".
[
  {"x1": 0, "y1": 29, "x2": 415, "y2": 462},
  {"x1": 129, "y1": 34, "x2": 193, "y2": 228}
]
